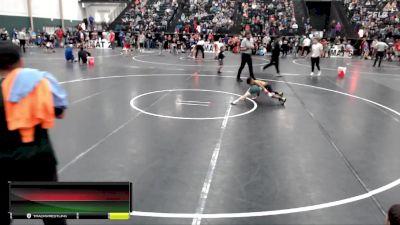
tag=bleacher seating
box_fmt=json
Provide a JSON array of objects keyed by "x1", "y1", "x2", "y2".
[
  {"x1": 240, "y1": 0, "x2": 297, "y2": 36},
  {"x1": 344, "y1": 0, "x2": 399, "y2": 39},
  {"x1": 116, "y1": 0, "x2": 178, "y2": 32}
]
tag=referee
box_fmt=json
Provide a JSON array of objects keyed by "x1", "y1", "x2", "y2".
[
  {"x1": 195, "y1": 37, "x2": 205, "y2": 59},
  {"x1": 236, "y1": 32, "x2": 255, "y2": 82}
]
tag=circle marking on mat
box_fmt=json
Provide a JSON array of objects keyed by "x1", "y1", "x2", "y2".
[
  {"x1": 60, "y1": 73, "x2": 400, "y2": 218},
  {"x1": 132, "y1": 55, "x2": 268, "y2": 67},
  {"x1": 130, "y1": 89, "x2": 257, "y2": 120}
]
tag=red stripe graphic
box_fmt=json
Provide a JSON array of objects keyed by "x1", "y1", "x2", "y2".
[{"x1": 15, "y1": 190, "x2": 129, "y2": 201}]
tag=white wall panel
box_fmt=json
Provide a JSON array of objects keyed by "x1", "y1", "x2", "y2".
[
  {"x1": 0, "y1": 0, "x2": 28, "y2": 17},
  {"x1": 85, "y1": 3, "x2": 120, "y2": 22},
  {"x1": 31, "y1": 0, "x2": 60, "y2": 19},
  {"x1": 63, "y1": 0, "x2": 84, "y2": 20}
]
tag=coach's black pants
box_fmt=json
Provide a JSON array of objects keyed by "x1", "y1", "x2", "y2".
[
  {"x1": 373, "y1": 51, "x2": 384, "y2": 67},
  {"x1": 196, "y1": 45, "x2": 204, "y2": 58},
  {"x1": 302, "y1": 46, "x2": 310, "y2": 56},
  {"x1": 263, "y1": 57, "x2": 280, "y2": 73},
  {"x1": 237, "y1": 53, "x2": 255, "y2": 79},
  {"x1": 311, "y1": 57, "x2": 320, "y2": 72},
  {"x1": 0, "y1": 161, "x2": 67, "y2": 225},
  {"x1": 19, "y1": 40, "x2": 26, "y2": 53}
]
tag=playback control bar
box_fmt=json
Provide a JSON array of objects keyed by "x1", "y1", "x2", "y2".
[{"x1": 10, "y1": 212, "x2": 130, "y2": 220}]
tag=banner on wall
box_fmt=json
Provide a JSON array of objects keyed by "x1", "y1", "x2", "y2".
[{"x1": 95, "y1": 38, "x2": 111, "y2": 49}]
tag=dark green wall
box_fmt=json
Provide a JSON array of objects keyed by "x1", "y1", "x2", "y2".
[
  {"x1": 0, "y1": 15, "x2": 30, "y2": 33},
  {"x1": 0, "y1": 15, "x2": 81, "y2": 34}
]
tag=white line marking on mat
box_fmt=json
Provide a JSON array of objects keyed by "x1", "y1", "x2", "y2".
[
  {"x1": 59, "y1": 74, "x2": 191, "y2": 84},
  {"x1": 131, "y1": 177, "x2": 400, "y2": 218},
  {"x1": 192, "y1": 99, "x2": 232, "y2": 225},
  {"x1": 180, "y1": 100, "x2": 211, "y2": 104},
  {"x1": 130, "y1": 89, "x2": 257, "y2": 120},
  {"x1": 57, "y1": 93, "x2": 169, "y2": 174},
  {"x1": 25, "y1": 53, "x2": 122, "y2": 61},
  {"x1": 280, "y1": 73, "x2": 302, "y2": 76},
  {"x1": 176, "y1": 102, "x2": 209, "y2": 107},
  {"x1": 168, "y1": 68, "x2": 185, "y2": 71},
  {"x1": 57, "y1": 118, "x2": 134, "y2": 174},
  {"x1": 70, "y1": 91, "x2": 104, "y2": 105},
  {"x1": 132, "y1": 55, "x2": 267, "y2": 67}
]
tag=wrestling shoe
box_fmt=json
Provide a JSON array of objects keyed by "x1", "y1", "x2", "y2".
[{"x1": 280, "y1": 97, "x2": 287, "y2": 105}]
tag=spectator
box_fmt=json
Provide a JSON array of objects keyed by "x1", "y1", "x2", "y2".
[
  {"x1": 395, "y1": 39, "x2": 400, "y2": 61},
  {"x1": 55, "y1": 26, "x2": 64, "y2": 48},
  {"x1": 64, "y1": 44, "x2": 75, "y2": 62},
  {"x1": 344, "y1": 0, "x2": 399, "y2": 40},
  {"x1": 30, "y1": 28, "x2": 37, "y2": 46},
  {"x1": 0, "y1": 28, "x2": 8, "y2": 41},
  {"x1": 329, "y1": 20, "x2": 337, "y2": 39},
  {"x1": 120, "y1": 30, "x2": 126, "y2": 44},
  {"x1": 360, "y1": 37, "x2": 370, "y2": 59},
  {"x1": 302, "y1": 35, "x2": 311, "y2": 56},
  {"x1": 241, "y1": 0, "x2": 296, "y2": 35},
  {"x1": 12, "y1": 28, "x2": 18, "y2": 40},
  {"x1": 387, "y1": 204, "x2": 400, "y2": 225},
  {"x1": 78, "y1": 47, "x2": 91, "y2": 64},
  {"x1": 335, "y1": 21, "x2": 342, "y2": 36},
  {"x1": 18, "y1": 28, "x2": 27, "y2": 53},
  {"x1": 109, "y1": 30, "x2": 116, "y2": 50}
]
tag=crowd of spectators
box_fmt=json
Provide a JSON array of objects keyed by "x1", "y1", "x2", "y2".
[
  {"x1": 208, "y1": 0, "x2": 235, "y2": 33},
  {"x1": 0, "y1": 28, "x2": 9, "y2": 41},
  {"x1": 240, "y1": 0, "x2": 298, "y2": 36},
  {"x1": 344, "y1": 0, "x2": 400, "y2": 39},
  {"x1": 119, "y1": 0, "x2": 178, "y2": 33},
  {"x1": 4, "y1": 0, "x2": 400, "y2": 62},
  {"x1": 174, "y1": 0, "x2": 235, "y2": 34}
]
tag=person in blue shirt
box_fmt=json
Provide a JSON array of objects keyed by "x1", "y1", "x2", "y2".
[
  {"x1": 12, "y1": 28, "x2": 18, "y2": 40},
  {"x1": 64, "y1": 44, "x2": 75, "y2": 62},
  {"x1": 119, "y1": 30, "x2": 125, "y2": 48}
]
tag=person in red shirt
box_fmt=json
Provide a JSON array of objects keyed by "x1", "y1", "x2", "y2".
[
  {"x1": 55, "y1": 26, "x2": 64, "y2": 48},
  {"x1": 184, "y1": 24, "x2": 190, "y2": 33},
  {"x1": 109, "y1": 30, "x2": 115, "y2": 50},
  {"x1": 208, "y1": 33, "x2": 214, "y2": 43},
  {"x1": 395, "y1": 39, "x2": 400, "y2": 62},
  {"x1": 193, "y1": 20, "x2": 198, "y2": 33}
]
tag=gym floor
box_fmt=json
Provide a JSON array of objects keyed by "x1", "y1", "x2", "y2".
[{"x1": 14, "y1": 48, "x2": 400, "y2": 225}]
